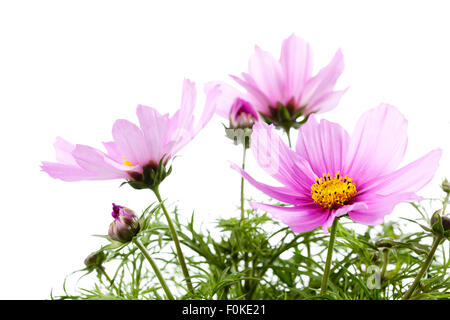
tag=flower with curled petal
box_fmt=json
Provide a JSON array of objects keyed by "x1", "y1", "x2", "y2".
[{"x1": 41, "y1": 79, "x2": 220, "y2": 189}]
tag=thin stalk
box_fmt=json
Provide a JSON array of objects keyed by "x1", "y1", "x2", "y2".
[
  {"x1": 133, "y1": 238, "x2": 175, "y2": 300},
  {"x1": 320, "y1": 217, "x2": 339, "y2": 295},
  {"x1": 240, "y1": 144, "x2": 250, "y2": 297},
  {"x1": 442, "y1": 192, "x2": 449, "y2": 215},
  {"x1": 240, "y1": 145, "x2": 247, "y2": 220},
  {"x1": 98, "y1": 266, "x2": 119, "y2": 295},
  {"x1": 402, "y1": 235, "x2": 442, "y2": 300},
  {"x1": 285, "y1": 128, "x2": 292, "y2": 148},
  {"x1": 305, "y1": 234, "x2": 312, "y2": 268},
  {"x1": 153, "y1": 187, "x2": 194, "y2": 294},
  {"x1": 380, "y1": 249, "x2": 389, "y2": 282}
]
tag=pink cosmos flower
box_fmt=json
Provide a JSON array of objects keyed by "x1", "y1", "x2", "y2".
[
  {"x1": 232, "y1": 104, "x2": 441, "y2": 233},
  {"x1": 231, "y1": 34, "x2": 346, "y2": 130},
  {"x1": 41, "y1": 79, "x2": 220, "y2": 184}
]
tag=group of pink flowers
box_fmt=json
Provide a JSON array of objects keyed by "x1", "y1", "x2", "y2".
[{"x1": 42, "y1": 34, "x2": 441, "y2": 234}]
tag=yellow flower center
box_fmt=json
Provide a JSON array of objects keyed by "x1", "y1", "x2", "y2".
[
  {"x1": 123, "y1": 156, "x2": 134, "y2": 167},
  {"x1": 311, "y1": 171, "x2": 357, "y2": 209}
]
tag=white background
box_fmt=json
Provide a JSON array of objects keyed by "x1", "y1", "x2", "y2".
[{"x1": 1, "y1": 0, "x2": 449, "y2": 299}]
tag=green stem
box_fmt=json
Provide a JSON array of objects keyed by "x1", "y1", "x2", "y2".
[
  {"x1": 98, "y1": 266, "x2": 119, "y2": 295},
  {"x1": 380, "y1": 249, "x2": 389, "y2": 282},
  {"x1": 305, "y1": 234, "x2": 312, "y2": 268},
  {"x1": 133, "y1": 238, "x2": 175, "y2": 300},
  {"x1": 320, "y1": 217, "x2": 339, "y2": 295},
  {"x1": 442, "y1": 192, "x2": 449, "y2": 215},
  {"x1": 239, "y1": 145, "x2": 251, "y2": 297},
  {"x1": 240, "y1": 145, "x2": 247, "y2": 220},
  {"x1": 402, "y1": 235, "x2": 442, "y2": 300},
  {"x1": 285, "y1": 128, "x2": 292, "y2": 148},
  {"x1": 153, "y1": 187, "x2": 194, "y2": 294}
]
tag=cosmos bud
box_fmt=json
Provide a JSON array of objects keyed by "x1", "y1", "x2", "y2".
[
  {"x1": 108, "y1": 203, "x2": 141, "y2": 243},
  {"x1": 430, "y1": 209, "x2": 450, "y2": 238},
  {"x1": 84, "y1": 250, "x2": 107, "y2": 269},
  {"x1": 229, "y1": 98, "x2": 259, "y2": 129},
  {"x1": 443, "y1": 216, "x2": 450, "y2": 231},
  {"x1": 442, "y1": 179, "x2": 450, "y2": 194},
  {"x1": 224, "y1": 98, "x2": 259, "y2": 148}
]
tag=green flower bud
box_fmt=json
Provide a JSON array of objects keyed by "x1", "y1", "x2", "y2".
[
  {"x1": 442, "y1": 179, "x2": 450, "y2": 194},
  {"x1": 84, "y1": 250, "x2": 107, "y2": 269},
  {"x1": 430, "y1": 209, "x2": 450, "y2": 238}
]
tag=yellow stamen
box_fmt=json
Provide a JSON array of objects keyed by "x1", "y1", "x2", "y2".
[
  {"x1": 311, "y1": 170, "x2": 357, "y2": 209},
  {"x1": 123, "y1": 156, "x2": 134, "y2": 167}
]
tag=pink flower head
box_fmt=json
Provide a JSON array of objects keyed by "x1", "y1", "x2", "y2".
[
  {"x1": 229, "y1": 98, "x2": 259, "y2": 129},
  {"x1": 231, "y1": 34, "x2": 346, "y2": 131},
  {"x1": 41, "y1": 79, "x2": 220, "y2": 187},
  {"x1": 206, "y1": 81, "x2": 259, "y2": 129},
  {"x1": 232, "y1": 104, "x2": 441, "y2": 233}
]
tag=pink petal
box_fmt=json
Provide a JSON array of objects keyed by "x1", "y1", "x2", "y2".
[
  {"x1": 204, "y1": 81, "x2": 242, "y2": 119},
  {"x1": 195, "y1": 82, "x2": 221, "y2": 134},
  {"x1": 102, "y1": 141, "x2": 124, "y2": 163},
  {"x1": 42, "y1": 139, "x2": 130, "y2": 182},
  {"x1": 54, "y1": 137, "x2": 77, "y2": 165},
  {"x1": 248, "y1": 46, "x2": 285, "y2": 106},
  {"x1": 280, "y1": 34, "x2": 312, "y2": 101},
  {"x1": 167, "y1": 80, "x2": 196, "y2": 154},
  {"x1": 41, "y1": 162, "x2": 96, "y2": 181},
  {"x1": 72, "y1": 145, "x2": 129, "y2": 179},
  {"x1": 251, "y1": 122, "x2": 316, "y2": 192},
  {"x1": 230, "y1": 163, "x2": 312, "y2": 205},
  {"x1": 168, "y1": 81, "x2": 220, "y2": 157},
  {"x1": 299, "y1": 49, "x2": 344, "y2": 106},
  {"x1": 361, "y1": 148, "x2": 442, "y2": 196},
  {"x1": 136, "y1": 105, "x2": 168, "y2": 162},
  {"x1": 305, "y1": 88, "x2": 347, "y2": 115},
  {"x1": 348, "y1": 192, "x2": 418, "y2": 225},
  {"x1": 112, "y1": 119, "x2": 150, "y2": 167},
  {"x1": 176, "y1": 78, "x2": 197, "y2": 130},
  {"x1": 295, "y1": 116, "x2": 350, "y2": 177},
  {"x1": 250, "y1": 201, "x2": 328, "y2": 233},
  {"x1": 334, "y1": 202, "x2": 368, "y2": 218},
  {"x1": 321, "y1": 202, "x2": 368, "y2": 232},
  {"x1": 230, "y1": 74, "x2": 271, "y2": 114},
  {"x1": 344, "y1": 104, "x2": 409, "y2": 185}
]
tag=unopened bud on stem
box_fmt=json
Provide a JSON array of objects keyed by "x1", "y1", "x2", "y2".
[
  {"x1": 430, "y1": 209, "x2": 450, "y2": 238},
  {"x1": 229, "y1": 98, "x2": 258, "y2": 130},
  {"x1": 108, "y1": 203, "x2": 140, "y2": 243},
  {"x1": 84, "y1": 250, "x2": 107, "y2": 269},
  {"x1": 442, "y1": 179, "x2": 450, "y2": 194}
]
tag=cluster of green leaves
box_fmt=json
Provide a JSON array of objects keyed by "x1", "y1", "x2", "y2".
[{"x1": 53, "y1": 193, "x2": 450, "y2": 300}]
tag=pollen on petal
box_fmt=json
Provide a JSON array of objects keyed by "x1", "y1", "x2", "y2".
[{"x1": 123, "y1": 157, "x2": 134, "y2": 167}]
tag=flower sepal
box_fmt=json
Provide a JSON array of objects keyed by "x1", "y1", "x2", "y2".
[
  {"x1": 224, "y1": 125, "x2": 252, "y2": 148},
  {"x1": 261, "y1": 102, "x2": 310, "y2": 133},
  {"x1": 122, "y1": 158, "x2": 172, "y2": 191}
]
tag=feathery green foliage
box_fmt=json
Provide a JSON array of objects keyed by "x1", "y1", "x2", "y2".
[{"x1": 52, "y1": 191, "x2": 450, "y2": 300}]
